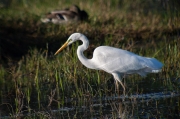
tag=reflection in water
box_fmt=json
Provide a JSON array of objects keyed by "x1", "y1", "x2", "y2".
[
  {"x1": 49, "y1": 91, "x2": 179, "y2": 119},
  {"x1": 0, "y1": 87, "x2": 179, "y2": 118}
]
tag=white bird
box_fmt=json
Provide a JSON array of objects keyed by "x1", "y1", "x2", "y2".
[{"x1": 54, "y1": 33, "x2": 163, "y2": 94}]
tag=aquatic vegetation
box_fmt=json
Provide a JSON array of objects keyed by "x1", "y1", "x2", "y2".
[{"x1": 0, "y1": 0, "x2": 180, "y2": 118}]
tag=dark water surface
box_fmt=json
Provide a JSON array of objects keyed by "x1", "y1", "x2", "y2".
[{"x1": 0, "y1": 77, "x2": 180, "y2": 118}]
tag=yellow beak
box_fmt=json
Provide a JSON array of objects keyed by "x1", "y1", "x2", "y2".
[{"x1": 54, "y1": 41, "x2": 69, "y2": 55}]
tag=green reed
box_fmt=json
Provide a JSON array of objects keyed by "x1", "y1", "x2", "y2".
[
  {"x1": 2, "y1": 35, "x2": 179, "y2": 119},
  {"x1": 0, "y1": 0, "x2": 180, "y2": 118}
]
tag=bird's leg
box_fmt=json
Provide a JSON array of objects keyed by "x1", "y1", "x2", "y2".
[
  {"x1": 123, "y1": 74, "x2": 126, "y2": 90},
  {"x1": 112, "y1": 73, "x2": 126, "y2": 95},
  {"x1": 115, "y1": 79, "x2": 119, "y2": 94}
]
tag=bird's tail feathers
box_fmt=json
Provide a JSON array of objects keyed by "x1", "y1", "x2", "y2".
[
  {"x1": 152, "y1": 69, "x2": 162, "y2": 73},
  {"x1": 143, "y1": 58, "x2": 163, "y2": 70}
]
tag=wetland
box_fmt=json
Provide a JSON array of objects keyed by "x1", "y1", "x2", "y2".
[{"x1": 0, "y1": 0, "x2": 180, "y2": 118}]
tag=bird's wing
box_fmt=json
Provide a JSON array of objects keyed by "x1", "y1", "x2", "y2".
[
  {"x1": 92, "y1": 46, "x2": 150, "y2": 74},
  {"x1": 51, "y1": 10, "x2": 78, "y2": 20}
]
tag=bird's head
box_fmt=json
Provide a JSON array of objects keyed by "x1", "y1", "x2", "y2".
[{"x1": 54, "y1": 33, "x2": 82, "y2": 55}]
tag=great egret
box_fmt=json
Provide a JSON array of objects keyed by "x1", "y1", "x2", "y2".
[
  {"x1": 54, "y1": 33, "x2": 163, "y2": 94},
  {"x1": 41, "y1": 5, "x2": 88, "y2": 24}
]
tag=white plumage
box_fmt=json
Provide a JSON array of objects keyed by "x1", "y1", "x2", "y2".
[
  {"x1": 55, "y1": 33, "x2": 163, "y2": 94},
  {"x1": 92, "y1": 46, "x2": 162, "y2": 75}
]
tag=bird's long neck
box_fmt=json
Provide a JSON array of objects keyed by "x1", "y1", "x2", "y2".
[{"x1": 77, "y1": 36, "x2": 97, "y2": 69}]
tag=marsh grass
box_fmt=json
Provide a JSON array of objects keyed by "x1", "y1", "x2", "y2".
[{"x1": 0, "y1": 0, "x2": 180, "y2": 118}]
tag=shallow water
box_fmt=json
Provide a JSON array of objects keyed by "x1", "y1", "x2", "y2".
[
  {"x1": 46, "y1": 91, "x2": 180, "y2": 119},
  {"x1": 1, "y1": 91, "x2": 179, "y2": 119},
  {"x1": 0, "y1": 77, "x2": 180, "y2": 119}
]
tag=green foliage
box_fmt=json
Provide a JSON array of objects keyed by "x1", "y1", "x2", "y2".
[{"x1": 0, "y1": 0, "x2": 180, "y2": 118}]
